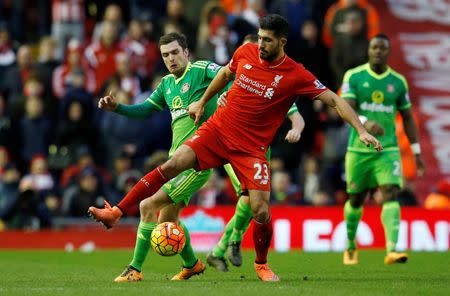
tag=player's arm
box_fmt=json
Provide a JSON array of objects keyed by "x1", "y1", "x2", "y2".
[
  {"x1": 188, "y1": 65, "x2": 234, "y2": 125},
  {"x1": 399, "y1": 108, "x2": 425, "y2": 176},
  {"x1": 285, "y1": 104, "x2": 304, "y2": 143},
  {"x1": 98, "y1": 93, "x2": 160, "y2": 119},
  {"x1": 317, "y1": 90, "x2": 382, "y2": 151}
]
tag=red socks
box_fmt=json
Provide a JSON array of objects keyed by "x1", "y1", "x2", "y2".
[
  {"x1": 117, "y1": 166, "x2": 169, "y2": 215},
  {"x1": 253, "y1": 218, "x2": 273, "y2": 264}
]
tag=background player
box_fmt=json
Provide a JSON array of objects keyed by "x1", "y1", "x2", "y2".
[
  {"x1": 90, "y1": 14, "x2": 381, "y2": 282},
  {"x1": 341, "y1": 34, "x2": 425, "y2": 265}
]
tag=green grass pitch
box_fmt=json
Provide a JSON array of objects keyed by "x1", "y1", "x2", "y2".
[{"x1": 0, "y1": 250, "x2": 448, "y2": 296}]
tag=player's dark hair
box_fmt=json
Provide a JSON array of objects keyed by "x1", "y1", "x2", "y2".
[
  {"x1": 372, "y1": 33, "x2": 390, "y2": 44},
  {"x1": 159, "y1": 32, "x2": 188, "y2": 49},
  {"x1": 259, "y1": 14, "x2": 289, "y2": 39},
  {"x1": 243, "y1": 34, "x2": 258, "y2": 44}
]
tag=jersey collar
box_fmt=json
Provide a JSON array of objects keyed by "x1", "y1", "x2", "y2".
[
  {"x1": 175, "y1": 62, "x2": 191, "y2": 84},
  {"x1": 259, "y1": 54, "x2": 287, "y2": 69},
  {"x1": 365, "y1": 63, "x2": 391, "y2": 80}
]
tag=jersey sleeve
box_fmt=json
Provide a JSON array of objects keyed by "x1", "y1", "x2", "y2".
[
  {"x1": 396, "y1": 76, "x2": 412, "y2": 110},
  {"x1": 341, "y1": 70, "x2": 357, "y2": 100},
  {"x1": 294, "y1": 65, "x2": 328, "y2": 99},
  {"x1": 147, "y1": 81, "x2": 166, "y2": 111},
  {"x1": 205, "y1": 62, "x2": 222, "y2": 79},
  {"x1": 287, "y1": 103, "x2": 298, "y2": 116},
  {"x1": 228, "y1": 44, "x2": 246, "y2": 73}
]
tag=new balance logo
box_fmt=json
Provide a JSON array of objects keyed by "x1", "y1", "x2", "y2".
[{"x1": 243, "y1": 64, "x2": 252, "y2": 70}]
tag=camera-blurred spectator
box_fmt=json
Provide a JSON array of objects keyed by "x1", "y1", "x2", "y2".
[
  {"x1": 85, "y1": 21, "x2": 125, "y2": 94},
  {"x1": 121, "y1": 19, "x2": 159, "y2": 83},
  {"x1": 329, "y1": 10, "x2": 368, "y2": 89},
  {"x1": 51, "y1": 0, "x2": 85, "y2": 60},
  {"x1": 0, "y1": 94, "x2": 16, "y2": 152},
  {"x1": 2, "y1": 45, "x2": 36, "y2": 109},
  {"x1": 241, "y1": 0, "x2": 265, "y2": 29},
  {"x1": 59, "y1": 146, "x2": 111, "y2": 190},
  {"x1": 271, "y1": 170, "x2": 301, "y2": 205},
  {"x1": 159, "y1": 0, "x2": 197, "y2": 50},
  {"x1": 196, "y1": 15, "x2": 234, "y2": 65},
  {"x1": 102, "y1": 52, "x2": 142, "y2": 98},
  {"x1": 53, "y1": 99, "x2": 99, "y2": 165},
  {"x1": 92, "y1": 4, "x2": 126, "y2": 42},
  {"x1": 322, "y1": 0, "x2": 379, "y2": 48},
  {"x1": 61, "y1": 166, "x2": 105, "y2": 217},
  {"x1": 18, "y1": 94, "x2": 53, "y2": 169},
  {"x1": 53, "y1": 39, "x2": 96, "y2": 100},
  {"x1": 192, "y1": 170, "x2": 229, "y2": 208},
  {"x1": 300, "y1": 155, "x2": 331, "y2": 205},
  {"x1": 424, "y1": 179, "x2": 450, "y2": 210},
  {"x1": 0, "y1": 155, "x2": 55, "y2": 229},
  {"x1": 286, "y1": 20, "x2": 332, "y2": 87},
  {"x1": 0, "y1": 163, "x2": 21, "y2": 213},
  {"x1": 143, "y1": 150, "x2": 169, "y2": 173},
  {"x1": 0, "y1": 25, "x2": 16, "y2": 83},
  {"x1": 321, "y1": 106, "x2": 348, "y2": 197}
]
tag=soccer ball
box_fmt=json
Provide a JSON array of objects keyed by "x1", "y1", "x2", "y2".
[{"x1": 150, "y1": 222, "x2": 186, "y2": 256}]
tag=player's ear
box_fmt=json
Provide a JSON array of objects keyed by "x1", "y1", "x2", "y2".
[
  {"x1": 280, "y1": 37, "x2": 287, "y2": 47},
  {"x1": 184, "y1": 48, "x2": 190, "y2": 57}
]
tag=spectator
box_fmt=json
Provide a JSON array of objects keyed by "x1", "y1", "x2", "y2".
[
  {"x1": 196, "y1": 15, "x2": 234, "y2": 65},
  {"x1": 121, "y1": 19, "x2": 160, "y2": 83},
  {"x1": 322, "y1": 0, "x2": 379, "y2": 48},
  {"x1": 2, "y1": 45, "x2": 36, "y2": 109},
  {"x1": 0, "y1": 25, "x2": 16, "y2": 83},
  {"x1": 52, "y1": 39, "x2": 96, "y2": 100},
  {"x1": 270, "y1": 170, "x2": 301, "y2": 205},
  {"x1": 51, "y1": 0, "x2": 85, "y2": 60},
  {"x1": 53, "y1": 99, "x2": 99, "y2": 166},
  {"x1": 192, "y1": 170, "x2": 229, "y2": 207},
  {"x1": 92, "y1": 4, "x2": 126, "y2": 42},
  {"x1": 329, "y1": 10, "x2": 368, "y2": 89},
  {"x1": 103, "y1": 53, "x2": 142, "y2": 98},
  {"x1": 84, "y1": 21, "x2": 125, "y2": 94},
  {"x1": 61, "y1": 166, "x2": 105, "y2": 217},
  {"x1": 424, "y1": 179, "x2": 450, "y2": 210},
  {"x1": 0, "y1": 94, "x2": 16, "y2": 152},
  {"x1": 0, "y1": 163, "x2": 21, "y2": 213},
  {"x1": 18, "y1": 94, "x2": 53, "y2": 169}
]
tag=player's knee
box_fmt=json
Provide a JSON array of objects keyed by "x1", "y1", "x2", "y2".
[
  {"x1": 349, "y1": 195, "x2": 364, "y2": 208},
  {"x1": 381, "y1": 185, "x2": 399, "y2": 203},
  {"x1": 251, "y1": 206, "x2": 270, "y2": 223}
]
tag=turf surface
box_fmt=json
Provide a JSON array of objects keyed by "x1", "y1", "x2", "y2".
[{"x1": 0, "y1": 250, "x2": 448, "y2": 296}]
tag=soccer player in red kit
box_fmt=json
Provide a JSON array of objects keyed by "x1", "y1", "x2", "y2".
[{"x1": 89, "y1": 14, "x2": 381, "y2": 282}]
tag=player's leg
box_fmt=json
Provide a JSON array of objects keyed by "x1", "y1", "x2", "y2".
[
  {"x1": 343, "y1": 151, "x2": 374, "y2": 265},
  {"x1": 379, "y1": 184, "x2": 407, "y2": 264},
  {"x1": 375, "y1": 151, "x2": 407, "y2": 264},
  {"x1": 343, "y1": 192, "x2": 367, "y2": 265},
  {"x1": 114, "y1": 189, "x2": 173, "y2": 282},
  {"x1": 249, "y1": 189, "x2": 279, "y2": 282},
  {"x1": 163, "y1": 169, "x2": 212, "y2": 280},
  {"x1": 88, "y1": 144, "x2": 197, "y2": 228}
]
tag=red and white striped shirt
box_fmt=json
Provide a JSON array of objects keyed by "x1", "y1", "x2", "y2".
[{"x1": 52, "y1": 0, "x2": 85, "y2": 23}]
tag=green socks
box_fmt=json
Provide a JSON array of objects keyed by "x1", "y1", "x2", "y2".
[
  {"x1": 212, "y1": 198, "x2": 252, "y2": 258},
  {"x1": 179, "y1": 222, "x2": 197, "y2": 268},
  {"x1": 381, "y1": 201, "x2": 400, "y2": 253},
  {"x1": 344, "y1": 200, "x2": 363, "y2": 250},
  {"x1": 229, "y1": 198, "x2": 252, "y2": 242},
  {"x1": 130, "y1": 221, "x2": 156, "y2": 271}
]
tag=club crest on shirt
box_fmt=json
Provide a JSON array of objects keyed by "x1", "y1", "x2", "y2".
[
  {"x1": 387, "y1": 84, "x2": 395, "y2": 93},
  {"x1": 181, "y1": 83, "x2": 190, "y2": 93},
  {"x1": 271, "y1": 74, "x2": 283, "y2": 87}
]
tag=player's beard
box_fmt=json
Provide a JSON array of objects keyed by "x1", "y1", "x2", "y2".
[{"x1": 260, "y1": 42, "x2": 281, "y2": 62}]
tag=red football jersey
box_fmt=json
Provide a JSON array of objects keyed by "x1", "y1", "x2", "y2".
[{"x1": 208, "y1": 43, "x2": 328, "y2": 153}]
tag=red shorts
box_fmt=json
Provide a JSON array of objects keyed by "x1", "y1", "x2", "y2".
[{"x1": 184, "y1": 121, "x2": 271, "y2": 192}]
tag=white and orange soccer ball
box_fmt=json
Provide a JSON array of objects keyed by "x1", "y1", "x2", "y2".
[{"x1": 150, "y1": 222, "x2": 186, "y2": 256}]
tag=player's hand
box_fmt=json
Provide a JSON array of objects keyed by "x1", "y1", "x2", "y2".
[
  {"x1": 217, "y1": 92, "x2": 228, "y2": 107},
  {"x1": 98, "y1": 92, "x2": 118, "y2": 112},
  {"x1": 364, "y1": 120, "x2": 385, "y2": 136},
  {"x1": 415, "y1": 155, "x2": 425, "y2": 177},
  {"x1": 359, "y1": 130, "x2": 383, "y2": 152},
  {"x1": 187, "y1": 101, "x2": 204, "y2": 125},
  {"x1": 285, "y1": 128, "x2": 302, "y2": 143}
]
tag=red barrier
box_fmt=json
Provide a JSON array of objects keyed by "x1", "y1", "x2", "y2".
[{"x1": 0, "y1": 206, "x2": 448, "y2": 251}]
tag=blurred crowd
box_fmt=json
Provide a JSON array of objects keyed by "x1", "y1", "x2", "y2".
[{"x1": 0, "y1": 0, "x2": 446, "y2": 230}]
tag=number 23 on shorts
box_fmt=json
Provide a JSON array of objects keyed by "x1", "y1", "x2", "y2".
[{"x1": 254, "y1": 162, "x2": 269, "y2": 185}]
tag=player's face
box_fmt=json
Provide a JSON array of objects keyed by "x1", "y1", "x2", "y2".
[
  {"x1": 160, "y1": 40, "x2": 189, "y2": 77},
  {"x1": 368, "y1": 38, "x2": 390, "y2": 66},
  {"x1": 257, "y1": 29, "x2": 286, "y2": 61}
]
